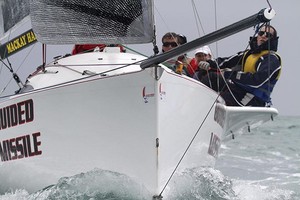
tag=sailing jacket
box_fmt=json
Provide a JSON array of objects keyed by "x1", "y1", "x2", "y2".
[{"x1": 209, "y1": 37, "x2": 282, "y2": 104}]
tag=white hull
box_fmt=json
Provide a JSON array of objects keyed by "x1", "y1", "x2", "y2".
[{"x1": 0, "y1": 50, "x2": 277, "y2": 198}]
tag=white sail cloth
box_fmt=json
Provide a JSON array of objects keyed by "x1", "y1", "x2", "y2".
[
  {"x1": 0, "y1": 0, "x2": 30, "y2": 40},
  {"x1": 0, "y1": 0, "x2": 154, "y2": 44},
  {"x1": 30, "y1": 0, "x2": 154, "y2": 44}
]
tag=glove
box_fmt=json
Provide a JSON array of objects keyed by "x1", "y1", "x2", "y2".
[{"x1": 198, "y1": 61, "x2": 210, "y2": 70}]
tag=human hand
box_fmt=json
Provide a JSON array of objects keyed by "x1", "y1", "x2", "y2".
[
  {"x1": 198, "y1": 61, "x2": 210, "y2": 70},
  {"x1": 175, "y1": 61, "x2": 184, "y2": 75}
]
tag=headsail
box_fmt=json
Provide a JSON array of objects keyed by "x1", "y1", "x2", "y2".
[
  {"x1": 0, "y1": 0, "x2": 30, "y2": 40},
  {"x1": 30, "y1": 0, "x2": 154, "y2": 44}
]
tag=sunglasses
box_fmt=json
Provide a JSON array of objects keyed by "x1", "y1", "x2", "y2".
[
  {"x1": 163, "y1": 42, "x2": 178, "y2": 47},
  {"x1": 258, "y1": 31, "x2": 274, "y2": 38}
]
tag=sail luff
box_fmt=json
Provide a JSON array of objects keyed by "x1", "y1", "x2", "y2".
[{"x1": 140, "y1": 8, "x2": 276, "y2": 69}]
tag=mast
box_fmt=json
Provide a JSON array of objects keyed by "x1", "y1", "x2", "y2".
[{"x1": 141, "y1": 8, "x2": 276, "y2": 69}]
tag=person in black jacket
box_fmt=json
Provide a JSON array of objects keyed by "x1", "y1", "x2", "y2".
[{"x1": 201, "y1": 24, "x2": 282, "y2": 107}]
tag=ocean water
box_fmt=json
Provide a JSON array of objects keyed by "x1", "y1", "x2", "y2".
[
  {"x1": 215, "y1": 116, "x2": 300, "y2": 200},
  {"x1": 0, "y1": 116, "x2": 299, "y2": 200}
]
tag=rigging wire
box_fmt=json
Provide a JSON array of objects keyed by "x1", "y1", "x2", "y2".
[
  {"x1": 213, "y1": 0, "x2": 219, "y2": 56},
  {"x1": 191, "y1": 2, "x2": 201, "y2": 37},
  {"x1": 266, "y1": 22, "x2": 272, "y2": 106},
  {"x1": 123, "y1": 45, "x2": 148, "y2": 57},
  {"x1": 191, "y1": 0, "x2": 206, "y2": 36},
  {"x1": 0, "y1": 58, "x2": 13, "y2": 72},
  {"x1": 0, "y1": 56, "x2": 150, "y2": 99},
  {"x1": 191, "y1": 0, "x2": 218, "y2": 88},
  {"x1": 264, "y1": 0, "x2": 274, "y2": 107},
  {"x1": 213, "y1": 0, "x2": 220, "y2": 91},
  {"x1": 214, "y1": 23, "x2": 265, "y2": 107},
  {"x1": 157, "y1": 97, "x2": 219, "y2": 198},
  {"x1": 157, "y1": 1, "x2": 223, "y2": 197},
  {"x1": 0, "y1": 43, "x2": 37, "y2": 96},
  {"x1": 0, "y1": 62, "x2": 3, "y2": 79},
  {"x1": 158, "y1": 1, "x2": 275, "y2": 196},
  {"x1": 267, "y1": 0, "x2": 272, "y2": 11},
  {"x1": 0, "y1": 18, "x2": 36, "y2": 96},
  {"x1": 154, "y1": 6, "x2": 170, "y2": 36},
  {"x1": 215, "y1": 0, "x2": 275, "y2": 106}
]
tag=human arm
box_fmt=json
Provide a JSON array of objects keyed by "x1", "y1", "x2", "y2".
[
  {"x1": 223, "y1": 53, "x2": 281, "y2": 89},
  {"x1": 211, "y1": 51, "x2": 245, "y2": 70}
]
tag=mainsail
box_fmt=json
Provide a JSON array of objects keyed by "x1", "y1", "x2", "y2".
[
  {"x1": 30, "y1": 0, "x2": 154, "y2": 44},
  {"x1": 0, "y1": 0, "x2": 30, "y2": 40}
]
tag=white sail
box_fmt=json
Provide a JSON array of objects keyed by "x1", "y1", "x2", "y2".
[
  {"x1": 0, "y1": 0, "x2": 30, "y2": 40},
  {"x1": 29, "y1": 0, "x2": 154, "y2": 44}
]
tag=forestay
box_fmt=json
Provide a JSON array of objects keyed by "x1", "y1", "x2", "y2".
[{"x1": 29, "y1": 0, "x2": 154, "y2": 44}]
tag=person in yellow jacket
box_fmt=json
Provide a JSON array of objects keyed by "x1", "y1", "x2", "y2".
[{"x1": 200, "y1": 24, "x2": 282, "y2": 107}]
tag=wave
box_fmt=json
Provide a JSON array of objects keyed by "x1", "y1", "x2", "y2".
[
  {"x1": 0, "y1": 167, "x2": 236, "y2": 200},
  {"x1": 0, "y1": 167, "x2": 298, "y2": 200}
]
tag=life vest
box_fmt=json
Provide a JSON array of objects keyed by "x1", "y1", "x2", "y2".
[
  {"x1": 242, "y1": 50, "x2": 281, "y2": 79},
  {"x1": 240, "y1": 50, "x2": 282, "y2": 103}
]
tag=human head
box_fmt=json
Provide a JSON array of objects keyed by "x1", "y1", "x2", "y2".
[
  {"x1": 257, "y1": 25, "x2": 277, "y2": 46},
  {"x1": 194, "y1": 46, "x2": 212, "y2": 62},
  {"x1": 177, "y1": 34, "x2": 187, "y2": 45},
  {"x1": 162, "y1": 32, "x2": 178, "y2": 52}
]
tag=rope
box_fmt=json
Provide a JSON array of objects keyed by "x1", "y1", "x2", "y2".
[
  {"x1": 264, "y1": 0, "x2": 276, "y2": 106},
  {"x1": 0, "y1": 57, "x2": 150, "y2": 99},
  {"x1": 158, "y1": 97, "x2": 219, "y2": 197},
  {"x1": 122, "y1": 45, "x2": 148, "y2": 57},
  {"x1": 267, "y1": 0, "x2": 272, "y2": 11},
  {"x1": 266, "y1": 22, "x2": 272, "y2": 105},
  {"x1": 191, "y1": 0, "x2": 206, "y2": 36},
  {"x1": 157, "y1": 2, "x2": 274, "y2": 196},
  {"x1": 0, "y1": 43, "x2": 38, "y2": 96},
  {"x1": 213, "y1": 0, "x2": 220, "y2": 91},
  {"x1": 157, "y1": 1, "x2": 221, "y2": 197},
  {"x1": 213, "y1": 23, "x2": 267, "y2": 107},
  {"x1": 211, "y1": 20, "x2": 275, "y2": 107},
  {"x1": 52, "y1": 61, "x2": 139, "y2": 75}
]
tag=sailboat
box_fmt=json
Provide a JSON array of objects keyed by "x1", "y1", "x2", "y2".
[{"x1": 0, "y1": 0, "x2": 278, "y2": 199}]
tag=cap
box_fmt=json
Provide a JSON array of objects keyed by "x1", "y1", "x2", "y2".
[
  {"x1": 195, "y1": 45, "x2": 211, "y2": 55},
  {"x1": 178, "y1": 34, "x2": 187, "y2": 45}
]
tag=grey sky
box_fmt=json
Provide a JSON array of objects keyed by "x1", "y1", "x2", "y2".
[{"x1": 0, "y1": 0, "x2": 298, "y2": 116}]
